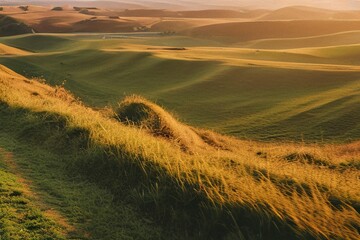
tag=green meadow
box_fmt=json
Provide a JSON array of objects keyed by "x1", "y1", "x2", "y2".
[{"x1": 0, "y1": 34, "x2": 359, "y2": 142}]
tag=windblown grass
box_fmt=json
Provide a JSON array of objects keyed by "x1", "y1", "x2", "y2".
[{"x1": 0, "y1": 64, "x2": 359, "y2": 239}]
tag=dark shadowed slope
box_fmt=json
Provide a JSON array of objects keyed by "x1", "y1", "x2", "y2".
[{"x1": 0, "y1": 15, "x2": 34, "y2": 36}]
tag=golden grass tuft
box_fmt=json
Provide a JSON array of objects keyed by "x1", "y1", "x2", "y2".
[{"x1": 115, "y1": 95, "x2": 224, "y2": 153}]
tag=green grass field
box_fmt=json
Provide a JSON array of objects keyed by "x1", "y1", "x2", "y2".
[{"x1": 0, "y1": 34, "x2": 359, "y2": 142}]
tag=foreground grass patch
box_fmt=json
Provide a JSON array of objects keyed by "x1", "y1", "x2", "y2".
[
  {"x1": 0, "y1": 110, "x2": 166, "y2": 240},
  {"x1": 0, "y1": 153, "x2": 65, "y2": 240}
]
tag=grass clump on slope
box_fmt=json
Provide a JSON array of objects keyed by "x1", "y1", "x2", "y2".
[
  {"x1": 0, "y1": 64, "x2": 359, "y2": 239},
  {"x1": 115, "y1": 95, "x2": 231, "y2": 153}
]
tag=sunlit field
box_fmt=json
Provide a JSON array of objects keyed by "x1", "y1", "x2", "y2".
[{"x1": 0, "y1": 2, "x2": 359, "y2": 240}]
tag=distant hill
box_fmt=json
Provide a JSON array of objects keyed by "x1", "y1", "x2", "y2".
[
  {"x1": 333, "y1": 10, "x2": 360, "y2": 20},
  {"x1": 187, "y1": 20, "x2": 360, "y2": 42},
  {"x1": 150, "y1": 20, "x2": 197, "y2": 32},
  {"x1": 118, "y1": 9, "x2": 245, "y2": 18},
  {"x1": 0, "y1": 15, "x2": 33, "y2": 36},
  {"x1": 238, "y1": 30, "x2": 360, "y2": 49},
  {"x1": 72, "y1": 19, "x2": 141, "y2": 32},
  {"x1": 260, "y1": 6, "x2": 334, "y2": 20},
  {"x1": 120, "y1": 9, "x2": 174, "y2": 17},
  {"x1": 0, "y1": 1, "x2": 146, "y2": 10},
  {"x1": 118, "y1": 8, "x2": 267, "y2": 19},
  {"x1": 260, "y1": 6, "x2": 360, "y2": 20},
  {"x1": 177, "y1": 10, "x2": 250, "y2": 18}
]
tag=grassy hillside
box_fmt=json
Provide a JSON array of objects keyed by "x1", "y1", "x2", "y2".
[
  {"x1": 0, "y1": 15, "x2": 33, "y2": 36},
  {"x1": 259, "y1": 6, "x2": 360, "y2": 21},
  {"x1": 4, "y1": 5, "x2": 360, "y2": 37},
  {"x1": 151, "y1": 20, "x2": 199, "y2": 32},
  {"x1": 0, "y1": 64, "x2": 359, "y2": 239},
  {"x1": 238, "y1": 31, "x2": 360, "y2": 49},
  {"x1": 176, "y1": 10, "x2": 249, "y2": 18},
  {"x1": 0, "y1": 65, "x2": 170, "y2": 239},
  {"x1": 0, "y1": 34, "x2": 359, "y2": 142},
  {"x1": 3, "y1": 7, "x2": 143, "y2": 33},
  {"x1": 186, "y1": 20, "x2": 360, "y2": 43},
  {"x1": 0, "y1": 42, "x2": 29, "y2": 55}
]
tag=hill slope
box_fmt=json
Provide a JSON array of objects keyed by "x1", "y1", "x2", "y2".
[
  {"x1": 260, "y1": 6, "x2": 330, "y2": 20},
  {"x1": 260, "y1": 6, "x2": 360, "y2": 20},
  {"x1": 0, "y1": 15, "x2": 34, "y2": 36},
  {"x1": 0, "y1": 34, "x2": 359, "y2": 142},
  {"x1": 187, "y1": 20, "x2": 360, "y2": 43},
  {"x1": 0, "y1": 65, "x2": 167, "y2": 239},
  {"x1": 6, "y1": 9, "x2": 142, "y2": 33},
  {"x1": 0, "y1": 64, "x2": 359, "y2": 239},
  {"x1": 238, "y1": 30, "x2": 360, "y2": 49},
  {"x1": 0, "y1": 42, "x2": 29, "y2": 55}
]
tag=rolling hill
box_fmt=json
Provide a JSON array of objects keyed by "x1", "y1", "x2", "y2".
[
  {"x1": 186, "y1": 20, "x2": 360, "y2": 43},
  {"x1": 0, "y1": 1, "x2": 147, "y2": 10},
  {"x1": 177, "y1": 9, "x2": 249, "y2": 18},
  {"x1": 4, "y1": 4, "x2": 360, "y2": 37},
  {"x1": 259, "y1": 6, "x2": 360, "y2": 21},
  {"x1": 0, "y1": 7, "x2": 254, "y2": 35},
  {"x1": 4, "y1": 8, "x2": 142, "y2": 33},
  {"x1": 0, "y1": 63, "x2": 359, "y2": 239},
  {"x1": 0, "y1": 34, "x2": 359, "y2": 142},
  {"x1": 238, "y1": 31, "x2": 360, "y2": 49},
  {"x1": 260, "y1": 6, "x2": 334, "y2": 20},
  {"x1": 0, "y1": 15, "x2": 34, "y2": 36},
  {"x1": 258, "y1": 6, "x2": 356, "y2": 20},
  {"x1": 150, "y1": 20, "x2": 198, "y2": 32},
  {"x1": 119, "y1": 9, "x2": 266, "y2": 18},
  {"x1": 0, "y1": 42, "x2": 29, "y2": 55}
]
